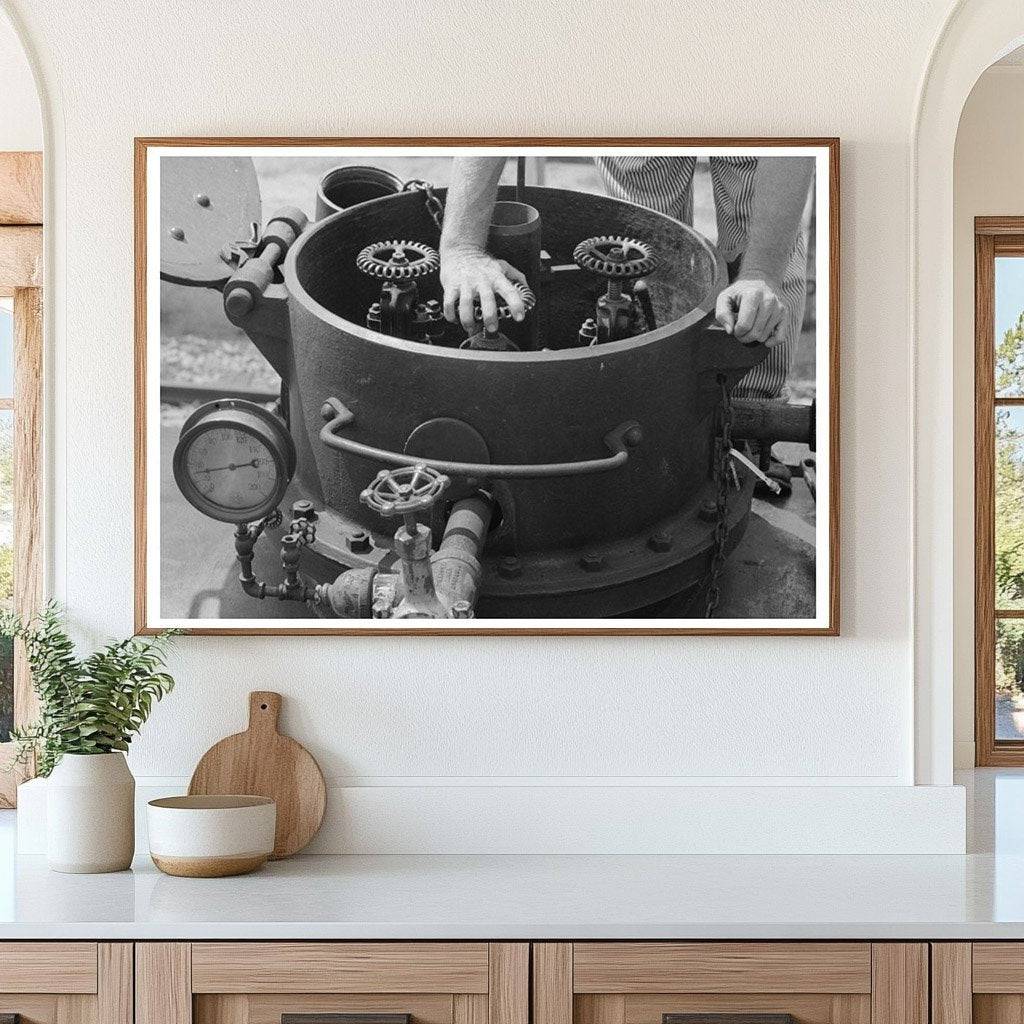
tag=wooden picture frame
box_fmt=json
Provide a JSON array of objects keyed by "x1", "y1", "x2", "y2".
[
  {"x1": 136, "y1": 137, "x2": 840, "y2": 636},
  {"x1": 0, "y1": 151, "x2": 43, "y2": 806}
]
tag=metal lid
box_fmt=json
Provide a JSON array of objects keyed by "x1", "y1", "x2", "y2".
[{"x1": 159, "y1": 156, "x2": 261, "y2": 287}]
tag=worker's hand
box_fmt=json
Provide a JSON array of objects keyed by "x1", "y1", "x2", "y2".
[
  {"x1": 715, "y1": 278, "x2": 786, "y2": 347},
  {"x1": 440, "y1": 245, "x2": 528, "y2": 334}
]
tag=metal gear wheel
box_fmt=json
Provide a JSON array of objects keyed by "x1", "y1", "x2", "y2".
[
  {"x1": 356, "y1": 240, "x2": 440, "y2": 280},
  {"x1": 573, "y1": 236, "x2": 658, "y2": 278},
  {"x1": 472, "y1": 281, "x2": 537, "y2": 322}
]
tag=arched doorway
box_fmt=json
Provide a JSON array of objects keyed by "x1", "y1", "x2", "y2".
[{"x1": 914, "y1": 0, "x2": 1024, "y2": 785}]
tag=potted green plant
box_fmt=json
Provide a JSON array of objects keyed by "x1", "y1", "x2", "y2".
[{"x1": 2, "y1": 603, "x2": 177, "y2": 873}]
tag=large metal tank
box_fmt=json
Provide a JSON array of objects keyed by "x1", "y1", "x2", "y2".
[{"x1": 163, "y1": 161, "x2": 769, "y2": 617}]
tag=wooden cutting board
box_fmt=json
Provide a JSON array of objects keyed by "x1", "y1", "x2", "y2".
[{"x1": 188, "y1": 691, "x2": 326, "y2": 859}]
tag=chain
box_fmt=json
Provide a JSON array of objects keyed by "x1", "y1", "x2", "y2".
[
  {"x1": 704, "y1": 374, "x2": 734, "y2": 618},
  {"x1": 404, "y1": 179, "x2": 445, "y2": 232}
]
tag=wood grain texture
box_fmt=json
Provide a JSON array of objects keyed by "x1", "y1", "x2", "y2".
[
  {"x1": 975, "y1": 995, "x2": 1024, "y2": 1024},
  {"x1": 831, "y1": 995, "x2": 872, "y2": 1024},
  {"x1": 280, "y1": 1015, "x2": 410, "y2": 1024},
  {"x1": 489, "y1": 944, "x2": 529, "y2": 1024},
  {"x1": 0, "y1": 750, "x2": 29, "y2": 808},
  {"x1": 136, "y1": 943, "x2": 192, "y2": 1024},
  {"x1": 133, "y1": 135, "x2": 840, "y2": 637},
  {"x1": 972, "y1": 943, "x2": 1024, "y2": 992},
  {"x1": 454, "y1": 994, "x2": 487, "y2": 1024},
  {"x1": 0, "y1": 996, "x2": 60, "y2": 1024},
  {"x1": 576, "y1": 996, "x2": 626, "y2": 1024},
  {"x1": 188, "y1": 690, "x2": 326, "y2": 859},
  {"x1": 3, "y1": 997, "x2": 96, "y2": 1024},
  {"x1": 151, "y1": 852, "x2": 268, "y2": 877},
  {"x1": 978, "y1": 217, "x2": 1024, "y2": 236},
  {"x1": 198, "y1": 992, "x2": 453, "y2": 1024},
  {"x1": 13, "y1": 286, "x2": 42, "y2": 722},
  {"x1": 0, "y1": 285, "x2": 42, "y2": 806},
  {"x1": 622, "y1": 993, "x2": 837, "y2": 1024},
  {"x1": 0, "y1": 226, "x2": 41, "y2": 290},
  {"x1": 0, "y1": 943, "x2": 97, "y2": 993},
  {"x1": 534, "y1": 944, "x2": 573, "y2": 1024},
  {"x1": 194, "y1": 995, "x2": 249, "y2": 1024},
  {"x1": 976, "y1": 228, "x2": 999, "y2": 765},
  {"x1": 55, "y1": 995, "x2": 95, "y2": 1024},
  {"x1": 0, "y1": 152, "x2": 42, "y2": 225},
  {"x1": 133, "y1": 137, "x2": 148, "y2": 633},
  {"x1": 191, "y1": 942, "x2": 489, "y2": 994},
  {"x1": 931, "y1": 945, "x2": 971, "y2": 1024},
  {"x1": 870, "y1": 945, "x2": 927, "y2": 1024},
  {"x1": 573, "y1": 943, "x2": 872, "y2": 994},
  {"x1": 97, "y1": 945, "x2": 133, "y2": 1024}
]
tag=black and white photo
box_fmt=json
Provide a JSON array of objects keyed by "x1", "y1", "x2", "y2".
[{"x1": 137, "y1": 141, "x2": 838, "y2": 633}]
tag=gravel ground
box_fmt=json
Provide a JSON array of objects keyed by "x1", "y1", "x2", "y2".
[{"x1": 998, "y1": 692, "x2": 1024, "y2": 740}]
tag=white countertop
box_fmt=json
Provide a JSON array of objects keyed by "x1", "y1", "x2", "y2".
[
  {"x1": 1, "y1": 769, "x2": 1022, "y2": 941},
  {"x1": 0, "y1": 848, "x2": 1023, "y2": 940}
]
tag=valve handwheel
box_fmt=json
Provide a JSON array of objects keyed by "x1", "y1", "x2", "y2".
[
  {"x1": 472, "y1": 281, "x2": 537, "y2": 323},
  {"x1": 356, "y1": 239, "x2": 440, "y2": 280},
  {"x1": 360, "y1": 464, "x2": 450, "y2": 520},
  {"x1": 573, "y1": 235, "x2": 658, "y2": 278}
]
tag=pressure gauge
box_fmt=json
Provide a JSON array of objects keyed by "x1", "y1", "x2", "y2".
[{"x1": 173, "y1": 399, "x2": 297, "y2": 524}]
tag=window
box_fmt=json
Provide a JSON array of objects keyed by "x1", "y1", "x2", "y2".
[
  {"x1": 975, "y1": 220, "x2": 1024, "y2": 764},
  {"x1": 0, "y1": 150, "x2": 43, "y2": 805},
  {"x1": 0, "y1": 299, "x2": 12, "y2": 744}
]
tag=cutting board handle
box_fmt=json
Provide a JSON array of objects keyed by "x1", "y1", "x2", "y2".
[{"x1": 248, "y1": 691, "x2": 282, "y2": 734}]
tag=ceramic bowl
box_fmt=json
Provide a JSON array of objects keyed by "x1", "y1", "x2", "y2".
[{"x1": 147, "y1": 795, "x2": 276, "y2": 877}]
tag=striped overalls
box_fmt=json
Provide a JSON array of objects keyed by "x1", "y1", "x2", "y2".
[{"x1": 595, "y1": 156, "x2": 809, "y2": 401}]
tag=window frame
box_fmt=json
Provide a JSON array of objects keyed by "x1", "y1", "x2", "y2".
[
  {"x1": 0, "y1": 151, "x2": 43, "y2": 806},
  {"x1": 974, "y1": 217, "x2": 1024, "y2": 765}
]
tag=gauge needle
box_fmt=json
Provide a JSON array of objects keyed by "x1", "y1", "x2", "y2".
[{"x1": 197, "y1": 459, "x2": 263, "y2": 474}]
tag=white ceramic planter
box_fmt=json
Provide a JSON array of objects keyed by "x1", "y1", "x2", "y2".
[{"x1": 46, "y1": 752, "x2": 135, "y2": 873}]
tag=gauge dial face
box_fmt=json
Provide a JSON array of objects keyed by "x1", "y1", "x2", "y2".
[
  {"x1": 173, "y1": 400, "x2": 296, "y2": 524},
  {"x1": 184, "y1": 426, "x2": 279, "y2": 517}
]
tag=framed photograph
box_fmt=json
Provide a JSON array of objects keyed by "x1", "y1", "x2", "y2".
[{"x1": 135, "y1": 138, "x2": 839, "y2": 635}]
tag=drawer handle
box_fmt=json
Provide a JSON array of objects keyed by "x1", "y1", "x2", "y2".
[
  {"x1": 665, "y1": 1016, "x2": 796, "y2": 1024},
  {"x1": 283, "y1": 1016, "x2": 411, "y2": 1024}
]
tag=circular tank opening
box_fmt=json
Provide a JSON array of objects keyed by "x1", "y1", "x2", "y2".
[
  {"x1": 490, "y1": 200, "x2": 540, "y2": 231},
  {"x1": 316, "y1": 165, "x2": 404, "y2": 218},
  {"x1": 293, "y1": 185, "x2": 720, "y2": 351}
]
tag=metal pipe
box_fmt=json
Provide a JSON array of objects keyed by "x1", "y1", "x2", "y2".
[
  {"x1": 223, "y1": 207, "x2": 308, "y2": 319},
  {"x1": 431, "y1": 494, "x2": 494, "y2": 612},
  {"x1": 393, "y1": 521, "x2": 445, "y2": 617},
  {"x1": 487, "y1": 201, "x2": 542, "y2": 349},
  {"x1": 234, "y1": 517, "x2": 314, "y2": 603},
  {"x1": 730, "y1": 397, "x2": 815, "y2": 450},
  {"x1": 320, "y1": 397, "x2": 643, "y2": 479}
]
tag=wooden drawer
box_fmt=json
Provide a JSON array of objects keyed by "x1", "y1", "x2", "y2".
[
  {"x1": 0, "y1": 942, "x2": 130, "y2": 1024},
  {"x1": 534, "y1": 943, "x2": 927, "y2": 1024},
  {"x1": 933, "y1": 943, "x2": 1024, "y2": 1024},
  {"x1": 138, "y1": 942, "x2": 528, "y2": 1024},
  {"x1": 0, "y1": 942, "x2": 98, "y2": 993}
]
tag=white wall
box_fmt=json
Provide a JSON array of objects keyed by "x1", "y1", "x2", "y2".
[
  {"x1": 0, "y1": 0, "x2": 975, "y2": 851},
  {"x1": 0, "y1": 8, "x2": 39, "y2": 151},
  {"x1": 953, "y1": 63, "x2": 1024, "y2": 767}
]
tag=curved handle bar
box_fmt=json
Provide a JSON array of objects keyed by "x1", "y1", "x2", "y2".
[{"x1": 319, "y1": 397, "x2": 642, "y2": 480}]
